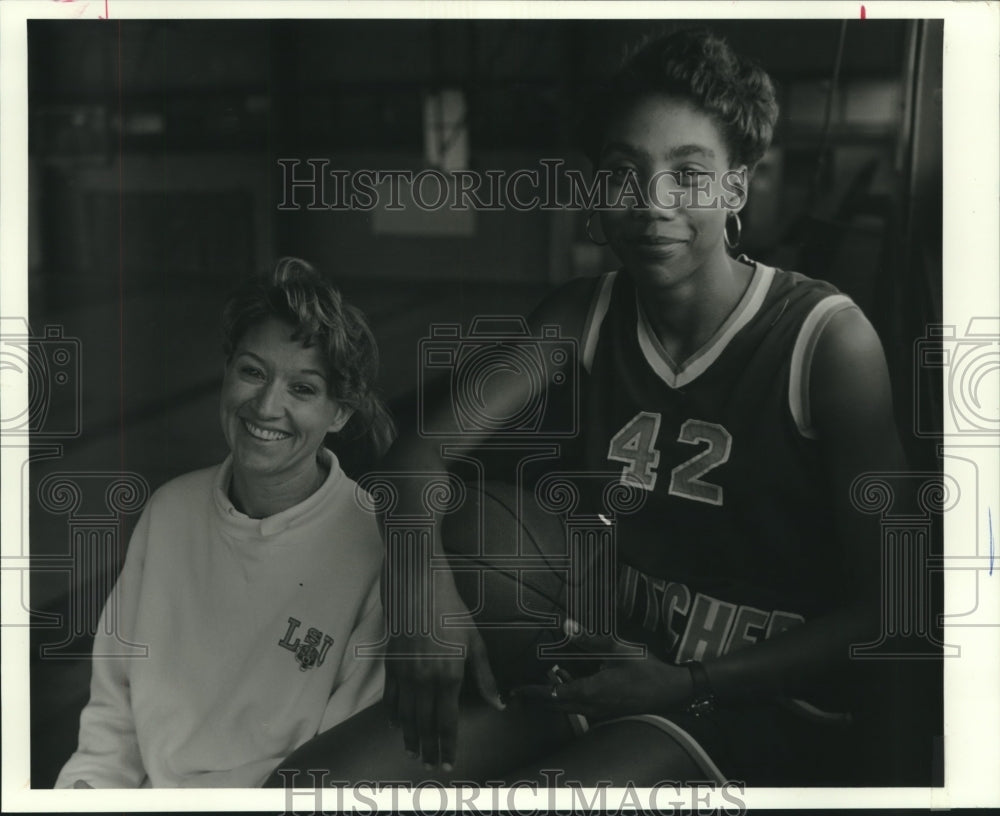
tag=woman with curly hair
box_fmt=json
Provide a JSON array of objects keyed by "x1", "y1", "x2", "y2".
[{"x1": 56, "y1": 258, "x2": 395, "y2": 787}]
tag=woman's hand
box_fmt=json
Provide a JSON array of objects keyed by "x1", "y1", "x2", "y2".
[
  {"x1": 382, "y1": 569, "x2": 502, "y2": 770},
  {"x1": 513, "y1": 657, "x2": 694, "y2": 720}
]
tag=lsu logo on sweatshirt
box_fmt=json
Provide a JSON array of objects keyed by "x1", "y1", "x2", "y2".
[{"x1": 277, "y1": 617, "x2": 334, "y2": 671}]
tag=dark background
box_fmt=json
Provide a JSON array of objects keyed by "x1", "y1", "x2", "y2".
[{"x1": 26, "y1": 18, "x2": 943, "y2": 787}]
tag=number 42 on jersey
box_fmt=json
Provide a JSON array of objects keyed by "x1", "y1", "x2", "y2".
[{"x1": 608, "y1": 412, "x2": 732, "y2": 506}]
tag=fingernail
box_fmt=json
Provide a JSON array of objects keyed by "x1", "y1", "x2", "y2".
[
  {"x1": 442, "y1": 763, "x2": 454, "y2": 772},
  {"x1": 423, "y1": 762, "x2": 435, "y2": 771}
]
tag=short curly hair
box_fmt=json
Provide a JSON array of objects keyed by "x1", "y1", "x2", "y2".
[
  {"x1": 221, "y1": 257, "x2": 396, "y2": 458},
  {"x1": 581, "y1": 28, "x2": 779, "y2": 174}
]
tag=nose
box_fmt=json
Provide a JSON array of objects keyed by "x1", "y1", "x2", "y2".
[
  {"x1": 631, "y1": 198, "x2": 679, "y2": 224},
  {"x1": 636, "y1": 201, "x2": 679, "y2": 221},
  {"x1": 639, "y1": 171, "x2": 683, "y2": 220},
  {"x1": 252, "y1": 379, "x2": 284, "y2": 418}
]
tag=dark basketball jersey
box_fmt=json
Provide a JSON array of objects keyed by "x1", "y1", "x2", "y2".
[{"x1": 574, "y1": 261, "x2": 857, "y2": 672}]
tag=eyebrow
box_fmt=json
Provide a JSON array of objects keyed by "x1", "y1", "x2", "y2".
[
  {"x1": 235, "y1": 350, "x2": 328, "y2": 381},
  {"x1": 601, "y1": 141, "x2": 717, "y2": 161}
]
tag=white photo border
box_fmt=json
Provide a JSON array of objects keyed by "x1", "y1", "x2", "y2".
[{"x1": 2, "y1": 0, "x2": 997, "y2": 811}]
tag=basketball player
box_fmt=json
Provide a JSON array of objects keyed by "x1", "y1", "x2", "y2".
[{"x1": 373, "y1": 28, "x2": 907, "y2": 785}]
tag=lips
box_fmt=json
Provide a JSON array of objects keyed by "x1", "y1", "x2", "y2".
[
  {"x1": 630, "y1": 234, "x2": 688, "y2": 246},
  {"x1": 242, "y1": 418, "x2": 291, "y2": 441},
  {"x1": 627, "y1": 235, "x2": 689, "y2": 257}
]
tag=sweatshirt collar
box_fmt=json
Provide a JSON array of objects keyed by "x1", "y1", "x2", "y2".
[{"x1": 212, "y1": 448, "x2": 344, "y2": 538}]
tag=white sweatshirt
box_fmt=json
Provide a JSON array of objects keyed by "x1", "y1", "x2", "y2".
[{"x1": 55, "y1": 449, "x2": 385, "y2": 788}]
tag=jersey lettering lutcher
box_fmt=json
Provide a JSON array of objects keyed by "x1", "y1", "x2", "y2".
[
  {"x1": 617, "y1": 561, "x2": 806, "y2": 663},
  {"x1": 574, "y1": 261, "x2": 857, "y2": 666}
]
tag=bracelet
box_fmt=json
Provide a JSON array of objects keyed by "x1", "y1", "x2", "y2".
[
  {"x1": 683, "y1": 660, "x2": 717, "y2": 717},
  {"x1": 547, "y1": 665, "x2": 589, "y2": 737}
]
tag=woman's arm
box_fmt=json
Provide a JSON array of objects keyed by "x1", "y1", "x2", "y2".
[
  {"x1": 379, "y1": 277, "x2": 597, "y2": 768},
  {"x1": 54, "y1": 512, "x2": 152, "y2": 789},
  {"x1": 702, "y1": 304, "x2": 905, "y2": 702}
]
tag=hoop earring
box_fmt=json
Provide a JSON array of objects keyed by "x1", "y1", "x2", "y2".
[
  {"x1": 586, "y1": 211, "x2": 608, "y2": 246},
  {"x1": 724, "y1": 212, "x2": 742, "y2": 250}
]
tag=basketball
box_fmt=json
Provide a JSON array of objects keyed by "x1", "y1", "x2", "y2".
[{"x1": 440, "y1": 480, "x2": 577, "y2": 692}]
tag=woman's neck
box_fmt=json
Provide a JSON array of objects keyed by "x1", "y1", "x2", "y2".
[
  {"x1": 229, "y1": 457, "x2": 328, "y2": 519},
  {"x1": 634, "y1": 253, "x2": 753, "y2": 365}
]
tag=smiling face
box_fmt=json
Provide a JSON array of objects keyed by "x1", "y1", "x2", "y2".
[
  {"x1": 220, "y1": 317, "x2": 351, "y2": 488},
  {"x1": 598, "y1": 93, "x2": 745, "y2": 288}
]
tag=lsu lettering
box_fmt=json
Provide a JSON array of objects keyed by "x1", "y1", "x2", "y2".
[
  {"x1": 617, "y1": 562, "x2": 805, "y2": 663},
  {"x1": 277, "y1": 616, "x2": 335, "y2": 671}
]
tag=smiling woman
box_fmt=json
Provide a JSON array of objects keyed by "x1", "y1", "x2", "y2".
[
  {"x1": 54, "y1": 259, "x2": 396, "y2": 788},
  {"x1": 369, "y1": 28, "x2": 909, "y2": 786},
  {"x1": 222, "y1": 319, "x2": 353, "y2": 518}
]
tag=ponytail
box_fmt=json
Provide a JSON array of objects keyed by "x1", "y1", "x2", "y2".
[{"x1": 342, "y1": 391, "x2": 397, "y2": 460}]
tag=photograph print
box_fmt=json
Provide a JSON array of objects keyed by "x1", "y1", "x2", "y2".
[{"x1": 2, "y1": 2, "x2": 997, "y2": 811}]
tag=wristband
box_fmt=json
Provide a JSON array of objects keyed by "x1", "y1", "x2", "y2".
[{"x1": 683, "y1": 660, "x2": 717, "y2": 717}]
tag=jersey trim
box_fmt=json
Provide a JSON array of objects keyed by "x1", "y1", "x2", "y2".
[
  {"x1": 636, "y1": 263, "x2": 776, "y2": 389},
  {"x1": 596, "y1": 714, "x2": 727, "y2": 782},
  {"x1": 788, "y1": 294, "x2": 857, "y2": 439},
  {"x1": 581, "y1": 270, "x2": 618, "y2": 373}
]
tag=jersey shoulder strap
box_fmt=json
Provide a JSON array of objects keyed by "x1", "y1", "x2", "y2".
[
  {"x1": 787, "y1": 291, "x2": 860, "y2": 439},
  {"x1": 580, "y1": 270, "x2": 619, "y2": 373}
]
